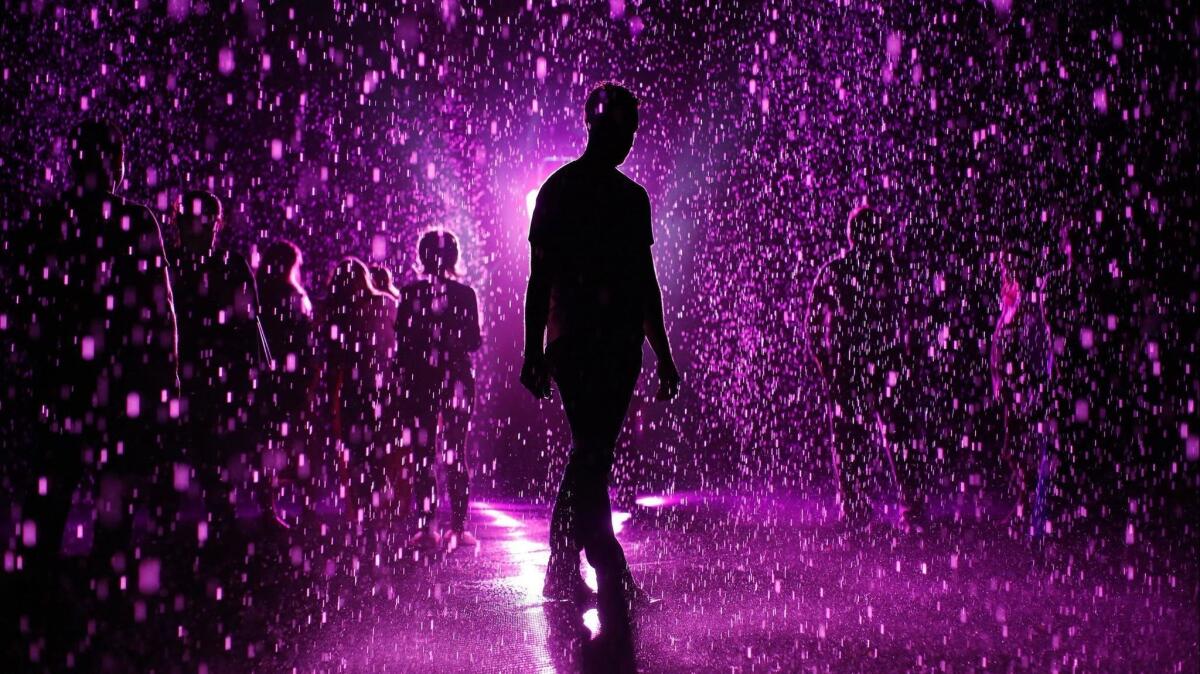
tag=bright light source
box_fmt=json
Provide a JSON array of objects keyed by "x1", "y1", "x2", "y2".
[
  {"x1": 611, "y1": 511, "x2": 631, "y2": 535},
  {"x1": 525, "y1": 187, "x2": 539, "y2": 220}
]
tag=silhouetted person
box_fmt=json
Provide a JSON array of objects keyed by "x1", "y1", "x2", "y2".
[
  {"x1": 170, "y1": 191, "x2": 270, "y2": 525},
  {"x1": 522, "y1": 83, "x2": 680, "y2": 607},
  {"x1": 257, "y1": 240, "x2": 317, "y2": 433},
  {"x1": 256, "y1": 240, "x2": 317, "y2": 522},
  {"x1": 11, "y1": 120, "x2": 179, "y2": 648},
  {"x1": 808, "y1": 206, "x2": 919, "y2": 530},
  {"x1": 365, "y1": 263, "x2": 406, "y2": 532},
  {"x1": 990, "y1": 245, "x2": 1054, "y2": 539},
  {"x1": 172, "y1": 190, "x2": 268, "y2": 426},
  {"x1": 396, "y1": 231, "x2": 480, "y2": 549},
  {"x1": 168, "y1": 190, "x2": 272, "y2": 658},
  {"x1": 321, "y1": 257, "x2": 390, "y2": 523}
]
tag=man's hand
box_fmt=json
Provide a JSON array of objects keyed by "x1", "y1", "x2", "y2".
[
  {"x1": 655, "y1": 357, "x2": 681, "y2": 401},
  {"x1": 520, "y1": 353, "x2": 552, "y2": 400}
]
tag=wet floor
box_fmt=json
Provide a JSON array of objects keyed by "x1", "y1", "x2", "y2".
[
  {"x1": 256, "y1": 493, "x2": 1197, "y2": 673},
  {"x1": 5, "y1": 487, "x2": 1197, "y2": 672}
]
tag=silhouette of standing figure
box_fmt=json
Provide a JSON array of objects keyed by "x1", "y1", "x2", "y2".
[
  {"x1": 321, "y1": 257, "x2": 398, "y2": 530},
  {"x1": 522, "y1": 83, "x2": 680, "y2": 607},
  {"x1": 256, "y1": 240, "x2": 317, "y2": 523},
  {"x1": 989, "y1": 245, "x2": 1053, "y2": 539},
  {"x1": 13, "y1": 120, "x2": 179, "y2": 633},
  {"x1": 808, "y1": 206, "x2": 915, "y2": 530},
  {"x1": 366, "y1": 264, "x2": 406, "y2": 532},
  {"x1": 257, "y1": 240, "x2": 316, "y2": 439},
  {"x1": 396, "y1": 231, "x2": 480, "y2": 549},
  {"x1": 170, "y1": 191, "x2": 270, "y2": 535}
]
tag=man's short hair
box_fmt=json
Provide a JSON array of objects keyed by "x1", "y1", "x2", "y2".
[
  {"x1": 585, "y1": 82, "x2": 639, "y2": 132},
  {"x1": 418, "y1": 229, "x2": 460, "y2": 276},
  {"x1": 69, "y1": 120, "x2": 124, "y2": 176},
  {"x1": 846, "y1": 205, "x2": 892, "y2": 246},
  {"x1": 177, "y1": 189, "x2": 225, "y2": 240},
  {"x1": 179, "y1": 190, "x2": 222, "y2": 219}
]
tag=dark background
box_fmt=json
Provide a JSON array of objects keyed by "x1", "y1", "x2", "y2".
[{"x1": 1, "y1": 1, "x2": 1196, "y2": 535}]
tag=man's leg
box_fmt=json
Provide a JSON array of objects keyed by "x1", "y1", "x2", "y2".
[
  {"x1": 545, "y1": 343, "x2": 640, "y2": 597},
  {"x1": 442, "y1": 407, "x2": 471, "y2": 534},
  {"x1": 546, "y1": 465, "x2": 582, "y2": 586},
  {"x1": 881, "y1": 381, "x2": 928, "y2": 526},
  {"x1": 830, "y1": 402, "x2": 874, "y2": 527},
  {"x1": 544, "y1": 343, "x2": 587, "y2": 594},
  {"x1": 557, "y1": 348, "x2": 640, "y2": 592}
]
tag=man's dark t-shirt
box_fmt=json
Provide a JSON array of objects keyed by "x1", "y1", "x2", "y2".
[
  {"x1": 529, "y1": 157, "x2": 652, "y2": 348},
  {"x1": 171, "y1": 248, "x2": 267, "y2": 433},
  {"x1": 26, "y1": 192, "x2": 179, "y2": 420}
]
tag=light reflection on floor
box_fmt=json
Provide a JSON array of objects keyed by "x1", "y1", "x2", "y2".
[
  {"x1": 126, "y1": 489, "x2": 1193, "y2": 673},
  {"x1": 473, "y1": 502, "x2": 635, "y2": 642}
]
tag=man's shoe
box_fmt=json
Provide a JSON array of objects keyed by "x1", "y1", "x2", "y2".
[
  {"x1": 443, "y1": 529, "x2": 478, "y2": 551},
  {"x1": 619, "y1": 572, "x2": 662, "y2": 609},
  {"x1": 407, "y1": 528, "x2": 441, "y2": 548},
  {"x1": 543, "y1": 572, "x2": 595, "y2": 603}
]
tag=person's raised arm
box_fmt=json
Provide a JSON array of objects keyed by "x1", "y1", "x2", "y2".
[
  {"x1": 520, "y1": 245, "x2": 552, "y2": 398},
  {"x1": 641, "y1": 246, "x2": 680, "y2": 400}
]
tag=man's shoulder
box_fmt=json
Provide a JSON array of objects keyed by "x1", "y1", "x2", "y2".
[
  {"x1": 541, "y1": 161, "x2": 645, "y2": 193},
  {"x1": 107, "y1": 193, "x2": 159, "y2": 224},
  {"x1": 220, "y1": 249, "x2": 255, "y2": 278},
  {"x1": 539, "y1": 161, "x2": 580, "y2": 191},
  {"x1": 613, "y1": 168, "x2": 647, "y2": 195},
  {"x1": 398, "y1": 279, "x2": 430, "y2": 298}
]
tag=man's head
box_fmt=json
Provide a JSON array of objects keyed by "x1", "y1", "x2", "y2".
[
  {"x1": 418, "y1": 229, "x2": 460, "y2": 277},
  {"x1": 584, "y1": 82, "x2": 639, "y2": 166},
  {"x1": 69, "y1": 120, "x2": 125, "y2": 193},
  {"x1": 176, "y1": 190, "x2": 224, "y2": 254},
  {"x1": 846, "y1": 205, "x2": 892, "y2": 248},
  {"x1": 259, "y1": 239, "x2": 303, "y2": 282}
]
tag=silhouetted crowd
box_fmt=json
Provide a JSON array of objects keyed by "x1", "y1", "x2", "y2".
[
  {"x1": 1, "y1": 120, "x2": 481, "y2": 664},
  {"x1": 806, "y1": 204, "x2": 1169, "y2": 542}
]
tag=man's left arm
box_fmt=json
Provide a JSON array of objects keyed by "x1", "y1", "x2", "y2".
[{"x1": 637, "y1": 190, "x2": 680, "y2": 401}]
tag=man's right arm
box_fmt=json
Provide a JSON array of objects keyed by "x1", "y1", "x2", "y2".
[
  {"x1": 520, "y1": 245, "x2": 552, "y2": 398},
  {"x1": 805, "y1": 264, "x2": 834, "y2": 376},
  {"x1": 640, "y1": 246, "x2": 680, "y2": 400},
  {"x1": 138, "y1": 207, "x2": 181, "y2": 398}
]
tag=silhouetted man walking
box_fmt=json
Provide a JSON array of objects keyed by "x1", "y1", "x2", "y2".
[
  {"x1": 808, "y1": 206, "x2": 922, "y2": 530},
  {"x1": 9, "y1": 120, "x2": 180, "y2": 646},
  {"x1": 170, "y1": 190, "x2": 270, "y2": 562},
  {"x1": 521, "y1": 83, "x2": 680, "y2": 608}
]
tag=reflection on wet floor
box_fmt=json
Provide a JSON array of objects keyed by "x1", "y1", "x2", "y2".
[{"x1": 279, "y1": 492, "x2": 1197, "y2": 673}]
